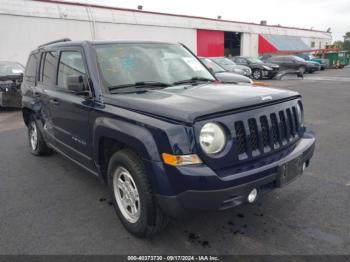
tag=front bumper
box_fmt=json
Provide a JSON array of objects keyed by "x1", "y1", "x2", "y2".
[
  {"x1": 156, "y1": 131, "x2": 315, "y2": 217},
  {"x1": 0, "y1": 91, "x2": 22, "y2": 108},
  {"x1": 263, "y1": 69, "x2": 279, "y2": 78}
]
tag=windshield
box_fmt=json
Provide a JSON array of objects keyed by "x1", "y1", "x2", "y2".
[
  {"x1": 200, "y1": 58, "x2": 225, "y2": 73},
  {"x1": 247, "y1": 58, "x2": 263, "y2": 64},
  {"x1": 211, "y1": 57, "x2": 236, "y2": 66},
  {"x1": 94, "y1": 43, "x2": 215, "y2": 92},
  {"x1": 0, "y1": 62, "x2": 24, "y2": 76}
]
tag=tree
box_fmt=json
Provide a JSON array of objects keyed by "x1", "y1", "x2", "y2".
[
  {"x1": 343, "y1": 41, "x2": 350, "y2": 51},
  {"x1": 333, "y1": 40, "x2": 343, "y2": 49},
  {"x1": 332, "y1": 32, "x2": 350, "y2": 51}
]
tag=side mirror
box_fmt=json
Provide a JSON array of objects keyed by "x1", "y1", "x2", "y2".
[{"x1": 67, "y1": 75, "x2": 86, "y2": 93}]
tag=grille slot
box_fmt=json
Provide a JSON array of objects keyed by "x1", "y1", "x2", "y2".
[
  {"x1": 248, "y1": 118, "x2": 259, "y2": 151},
  {"x1": 279, "y1": 110, "x2": 289, "y2": 141},
  {"x1": 286, "y1": 108, "x2": 295, "y2": 136},
  {"x1": 270, "y1": 113, "x2": 280, "y2": 147},
  {"x1": 234, "y1": 121, "x2": 247, "y2": 155},
  {"x1": 260, "y1": 116, "x2": 270, "y2": 149},
  {"x1": 292, "y1": 106, "x2": 300, "y2": 132}
]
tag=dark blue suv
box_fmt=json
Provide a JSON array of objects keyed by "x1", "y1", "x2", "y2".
[{"x1": 21, "y1": 39, "x2": 315, "y2": 237}]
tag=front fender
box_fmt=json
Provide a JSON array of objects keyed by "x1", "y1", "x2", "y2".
[{"x1": 93, "y1": 117, "x2": 161, "y2": 162}]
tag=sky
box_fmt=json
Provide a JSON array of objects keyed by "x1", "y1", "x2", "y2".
[{"x1": 61, "y1": 0, "x2": 349, "y2": 41}]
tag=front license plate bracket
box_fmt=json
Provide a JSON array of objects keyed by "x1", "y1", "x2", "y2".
[{"x1": 276, "y1": 157, "x2": 303, "y2": 187}]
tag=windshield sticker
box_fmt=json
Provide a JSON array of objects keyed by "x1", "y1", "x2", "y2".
[
  {"x1": 120, "y1": 57, "x2": 135, "y2": 70},
  {"x1": 182, "y1": 57, "x2": 205, "y2": 71}
]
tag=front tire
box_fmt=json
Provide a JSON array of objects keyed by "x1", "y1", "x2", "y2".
[
  {"x1": 27, "y1": 116, "x2": 51, "y2": 156},
  {"x1": 252, "y1": 69, "x2": 262, "y2": 80},
  {"x1": 108, "y1": 149, "x2": 169, "y2": 237},
  {"x1": 299, "y1": 66, "x2": 306, "y2": 74}
]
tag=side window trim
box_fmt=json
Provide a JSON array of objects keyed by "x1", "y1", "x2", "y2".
[{"x1": 37, "y1": 52, "x2": 46, "y2": 83}]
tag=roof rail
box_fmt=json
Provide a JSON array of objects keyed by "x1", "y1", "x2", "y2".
[{"x1": 39, "y1": 38, "x2": 72, "y2": 47}]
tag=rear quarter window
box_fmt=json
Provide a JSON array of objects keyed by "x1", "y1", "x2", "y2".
[{"x1": 24, "y1": 53, "x2": 39, "y2": 83}]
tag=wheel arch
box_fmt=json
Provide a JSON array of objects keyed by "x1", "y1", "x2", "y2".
[
  {"x1": 22, "y1": 107, "x2": 34, "y2": 126},
  {"x1": 93, "y1": 117, "x2": 162, "y2": 184}
]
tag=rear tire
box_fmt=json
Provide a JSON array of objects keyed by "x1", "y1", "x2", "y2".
[
  {"x1": 108, "y1": 149, "x2": 169, "y2": 237},
  {"x1": 27, "y1": 115, "x2": 51, "y2": 156}
]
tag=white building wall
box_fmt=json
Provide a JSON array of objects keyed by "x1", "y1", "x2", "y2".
[
  {"x1": 0, "y1": 15, "x2": 92, "y2": 64},
  {"x1": 302, "y1": 37, "x2": 331, "y2": 50},
  {"x1": 94, "y1": 23, "x2": 197, "y2": 52},
  {"x1": 0, "y1": 0, "x2": 332, "y2": 63},
  {"x1": 241, "y1": 33, "x2": 259, "y2": 57}
]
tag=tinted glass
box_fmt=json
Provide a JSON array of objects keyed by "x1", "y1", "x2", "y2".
[
  {"x1": 94, "y1": 43, "x2": 214, "y2": 90},
  {"x1": 247, "y1": 58, "x2": 263, "y2": 63},
  {"x1": 42, "y1": 52, "x2": 58, "y2": 85},
  {"x1": 200, "y1": 58, "x2": 225, "y2": 73},
  {"x1": 24, "y1": 54, "x2": 38, "y2": 83},
  {"x1": 235, "y1": 57, "x2": 247, "y2": 64},
  {"x1": 0, "y1": 62, "x2": 24, "y2": 77},
  {"x1": 293, "y1": 56, "x2": 306, "y2": 62},
  {"x1": 211, "y1": 57, "x2": 236, "y2": 65},
  {"x1": 57, "y1": 51, "x2": 86, "y2": 89}
]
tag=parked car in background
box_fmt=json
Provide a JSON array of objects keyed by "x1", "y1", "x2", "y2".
[
  {"x1": 209, "y1": 57, "x2": 252, "y2": 77},
  {"x1": 305, "y1": 60, "x2": 321, "y2": 71},
  {"x1": 264, "y1": 55, "x2": 317, "y2": 74},
  {"x1": 22, "y1": 39, "x2": 315, "y2": 237},
  {"x1": 232, "y1": 56, "x2": 279, "y2": 80},
  {"x1": 199, "y1": 57, "x2": 252, "y2": 84},
  {"x1": 0, "y1": 61, "x2": 24, "y2": 108},
  {"x1": 296, "y1": 53, "x2": 328, "y2": 70}
]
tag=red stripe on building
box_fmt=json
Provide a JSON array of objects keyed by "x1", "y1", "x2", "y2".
[
  {"x1": 258, "y1": 34, "x2": 278, "y2": 54},
  {"x1": 197, "y1": 29, "x2": 224, "y2": 57}
]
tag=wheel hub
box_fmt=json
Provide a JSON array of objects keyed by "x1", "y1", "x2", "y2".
[
  {"x1": 30, "y1": 122, "x2": 38, "y2": 150},
  {"x1": 113, "y1": 167, "x2": 140, "y2": 223}
]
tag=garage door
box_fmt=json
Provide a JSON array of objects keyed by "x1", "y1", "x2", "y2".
[{"x1": 197, "y1": 29, "x2": 224, "y2": 57}]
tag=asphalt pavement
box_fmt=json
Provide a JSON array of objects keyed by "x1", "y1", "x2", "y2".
[{"x1": 0, "y1": 68, "x2": 349, "y2": 255}]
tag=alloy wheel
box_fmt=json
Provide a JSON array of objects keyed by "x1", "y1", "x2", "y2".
[
  {"x1": 30, "y1": 121, "x2": 38, "y2": 150},
  {"x1": 113, "y1": 166, "x2": 141, "y2": 223}
]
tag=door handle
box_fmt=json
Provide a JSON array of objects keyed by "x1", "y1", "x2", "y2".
[
  {"x1": 50, "y1": 98, "x2": 60, "y2": 105},
  {"x1": 33, "y1": 92, "x2": 41, "y2": 98}
]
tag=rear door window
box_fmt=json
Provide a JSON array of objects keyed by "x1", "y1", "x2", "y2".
[
  {"x1": 24, "y1": 53, "x2": 38, "y2": 83},
  {"x1": 42, "y1": 52, "x2": 58, "y2": 85}
]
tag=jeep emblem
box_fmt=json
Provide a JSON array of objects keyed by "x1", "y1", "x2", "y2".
[{"x1": 261, "y1": 96, "x2": 273, "y2": 101}]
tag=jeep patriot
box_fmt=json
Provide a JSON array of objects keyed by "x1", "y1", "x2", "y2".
[{"x1": 21, "y1": 39, "x2": 315, "y2": 237}]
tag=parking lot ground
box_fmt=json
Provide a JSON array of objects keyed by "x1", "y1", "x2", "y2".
[{"x1": 0, "y1": 68, "x2": 349, "y2": 255}]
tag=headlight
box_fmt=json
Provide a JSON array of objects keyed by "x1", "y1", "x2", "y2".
[
  {"x1": 263, "y1": 65, "x2": 272, "y2": 70},
  {"x1": 296, "y1": 102, "x2": 304, "y2": 127},
  {"x1": 199, "y1": 123, "x2": 226, "y2": 154}
]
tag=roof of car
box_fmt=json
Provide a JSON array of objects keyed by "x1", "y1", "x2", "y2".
[{"x1": 38, "y1": 40, "x2": 179, "y2": 49}]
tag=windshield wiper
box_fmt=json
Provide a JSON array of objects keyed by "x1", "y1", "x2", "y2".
[
  {"x1": 109, "y1": 81, "x2": 170, "y2": 91},
  {"x1": 172, "y1": 77, "x2": 215, "y2": 86}
]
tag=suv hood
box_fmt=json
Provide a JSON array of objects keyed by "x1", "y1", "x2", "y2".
[
  {"x1": 215, "y1": 72, "x2": 252, "y2": 84},
  {"x1": 103, "y1": 83, "x2": 299, "y2": 124}
]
